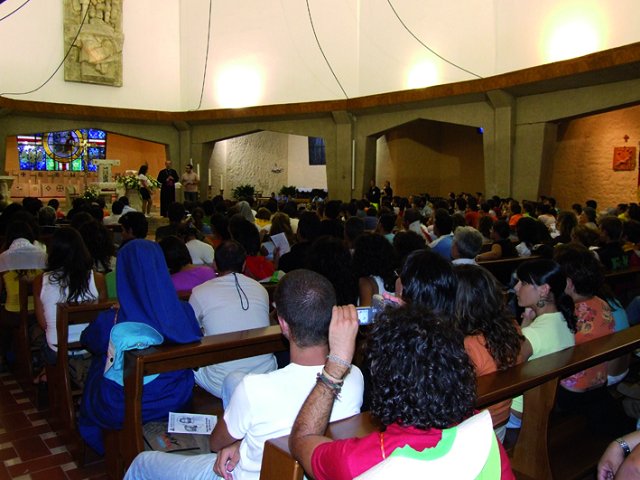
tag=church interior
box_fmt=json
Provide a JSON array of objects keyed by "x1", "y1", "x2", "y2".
[{"x1": 1, "y1": 0, "x2": 640, "y2": 478}]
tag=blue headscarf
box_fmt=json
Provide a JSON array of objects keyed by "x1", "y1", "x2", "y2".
[{"x1": 116, "y1": 239, "x2": 202, "y2": 344}]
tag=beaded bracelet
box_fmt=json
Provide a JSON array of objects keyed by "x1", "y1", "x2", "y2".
[
  {"x1": 316, "y1": 371, "x2": 342, "y2": 398},
  {"x1": 321, "y1": 367, "x2": 345, "y2": 385},
  {"x1": 327, "y1": 354, "x2": 351, "y2": 369}
]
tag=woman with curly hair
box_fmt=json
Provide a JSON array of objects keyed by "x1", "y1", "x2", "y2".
[
  {"x1": 454, "y1": 264, "x2": 523, "y2": 440},
  {"x1": 398, "y1": 249, "x2": 457, "y2": 317},
  {"x1": 290, "y1": 304, "x2": 515, "y2": 479},
  {"x1": 351, "y1": 232, "x2": 397, "y2": 306},
  {"x1": 33, "y1": 228, "x2": 107, "y2": 366}
]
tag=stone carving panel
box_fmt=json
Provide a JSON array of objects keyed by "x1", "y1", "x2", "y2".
[{"x1": 64, "y1": 0, "x2": 124, "y2": 87}]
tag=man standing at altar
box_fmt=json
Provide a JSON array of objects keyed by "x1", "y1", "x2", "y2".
[{"x1": 157, "y1": 160, "x2": 179, "y2": 217}]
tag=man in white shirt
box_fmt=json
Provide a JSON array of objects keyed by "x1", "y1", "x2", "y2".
[
  {"x1": 181, "y1": 164, "x2": 200, "y2": 203},
  {"x1": 124, "y1": 269, "x2": 364, "y2": 480},
  {"x1": 189, "y1": 240, "x2": 274, "y2": 403}
]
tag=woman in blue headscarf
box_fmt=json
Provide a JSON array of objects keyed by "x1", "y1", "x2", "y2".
[{"x1": 78, "y1": 240, "x2": 202, "y2": 455}]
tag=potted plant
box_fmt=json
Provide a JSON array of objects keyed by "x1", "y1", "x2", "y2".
[
  {"x1": 232, "y1": 183, "x2": 256, "y2": 201},
  {"x1": 279, "y1": 185, "x2": 298, "y2": 198}
]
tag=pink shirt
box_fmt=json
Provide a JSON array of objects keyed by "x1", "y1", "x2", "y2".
[{"x1": 311, "y1": 421, "x2": 514, "y2": 480}]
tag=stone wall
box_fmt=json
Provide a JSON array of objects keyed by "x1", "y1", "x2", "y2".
[{"x1": 549, "y1": 104, "x2": 640, "y2": 210}]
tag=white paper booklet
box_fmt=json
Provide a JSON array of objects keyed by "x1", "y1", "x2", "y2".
[
  {"x1": 270, "y1": 232, "x2": 291, "y2": 255},
  {"x1": 168, "y1": 412, "x2": 217, "y2": 435}
]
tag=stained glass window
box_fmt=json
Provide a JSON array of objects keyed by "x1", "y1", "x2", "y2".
[
  {"x1": 308, "y1": 137, "x2": 326, "y2": 166},
  {"x1": 17, "y1": 129, "x2": 106, "y2": 172}
]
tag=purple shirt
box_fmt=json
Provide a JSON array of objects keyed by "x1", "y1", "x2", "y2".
[{"x1": 171, "y1": 266, "x2": 216, "y2": 292}]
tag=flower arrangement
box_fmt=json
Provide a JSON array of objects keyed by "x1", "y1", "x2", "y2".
[
  {"x1": 116, "y1": 174, "x2": 160, "y2": 191},
  {"x1": 82, "y1": 185, "x2": 101, "y2": 202}
]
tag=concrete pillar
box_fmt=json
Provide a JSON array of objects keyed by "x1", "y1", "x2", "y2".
[
  {"x1": 485, "y1": 90, "x2": 515, "y2": 197},
  {"x1": 329, "y1": 111, "x2": 353, "y2": 201},
  {"x1": 512, "y1": 122, "x2": 556, "y2": 201}
]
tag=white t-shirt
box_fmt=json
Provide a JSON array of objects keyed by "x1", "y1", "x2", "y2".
[
  {"x1": 41, "y1": 270, "x2": 99, "y2": 351},
  {"x1": 225, "y1": 362, "x2": 364, "y2": 480},
  {"x1": 189, "y1": 273, "x2": 274, "y2": 394},
  {"x1": 185, "y1": 239, "x2": 215, "y2": 266}
]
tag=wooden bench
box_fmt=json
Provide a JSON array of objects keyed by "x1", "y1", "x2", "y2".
[
  {"x1": 103, "y1": 325, "x2": 289, "y2": 479},
  {"x1": 47, "y1": 301, "x2": 117, "y2": 434},
  {"x1": 260, "y1": 325, "x2": 640, "y2": 480},
  {"x1": 477, "y1": 255, "x2": 541, "y2": 287},
  {"x1": 604, "y1": 265, "x2": 640, "y2": 307}
]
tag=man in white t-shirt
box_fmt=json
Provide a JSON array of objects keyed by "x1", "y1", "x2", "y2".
[
  {"x1": 124, "y1": 269, "x2": 364, "y2": 480},
  {"x1": 189, "y1": 241, "x2": 273, "y2": 403}
]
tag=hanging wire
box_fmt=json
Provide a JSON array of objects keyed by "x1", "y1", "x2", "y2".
[
  {"x1": 0, "y1": 0, "x2": 31, "y2": 22},
  {"x1": 194, "y1": 0, "x2": 213, "y2": 110},
  {"x1": 305, "y1": 0, "x2": 348, "y2": 99},
  {"x1": 386, "y1": 0, "x2": 482, "y2": 80},
  {"x1": 0, "y1": 4, "x2": 90, "y2": 97}
]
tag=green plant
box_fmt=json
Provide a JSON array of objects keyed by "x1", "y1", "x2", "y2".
[
  {"x1": 232, "y1": 183, "x2": 256, "y2": 200},
  {"x1": 279, "y1": 185, "x2": 298, "y2": 197}
]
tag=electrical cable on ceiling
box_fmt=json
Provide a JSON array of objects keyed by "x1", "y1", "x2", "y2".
[
  {"x1": 0, "y1": 0, "x2": 31, "y2": 22},
  {"x1": 194, "y1": 0, "x2": 213, "y2": 111},
  {"x1": 306, "y1": 0, "x2": 348, "y2": 99},
  {"x1": 386, "y1": 0, "x2": 483, "y2": 80},
  {"x1": 0, "y1": 3, "x2": 90, "y2": 97}
]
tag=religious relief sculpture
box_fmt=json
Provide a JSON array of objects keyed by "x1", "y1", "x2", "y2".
[{"x1": 63, "y1": 0, "x2": 124, "y2": 87}]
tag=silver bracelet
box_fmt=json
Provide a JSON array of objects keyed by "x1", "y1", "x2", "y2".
[{"x1": 326, "y1": 354, "x2": 351, "y2": 369}]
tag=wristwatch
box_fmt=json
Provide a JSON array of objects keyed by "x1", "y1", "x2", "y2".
[{"x1": 616, "y1": 438, "x2": 631, "y2": 458}]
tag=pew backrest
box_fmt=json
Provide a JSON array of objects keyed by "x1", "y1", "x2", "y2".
[
  {"x1": 260, "y1": 325, "x2": 640, "y2": 480},
  {"x1": 118, "y1": 325, "x2": 288, "y2": 475}
]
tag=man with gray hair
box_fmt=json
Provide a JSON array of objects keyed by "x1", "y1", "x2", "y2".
[{"x1": 451, "y1": 226, "x2": 483, "y2": 265}]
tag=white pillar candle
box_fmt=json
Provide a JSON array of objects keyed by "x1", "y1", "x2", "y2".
[
  {"x1": 196, "y1": 163, "x2": 200, "y2": 177},
  {"x1": 208, "y1": 169, "x2": 212, "y2": 186}
]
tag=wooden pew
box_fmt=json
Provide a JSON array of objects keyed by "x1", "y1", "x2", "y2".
[
  {"x1": 4, "y1": 278, "x2": 36, "y2": 381},
  {"x1": 260, "y1": 325, "x2": 640, "y2": 480},
  {"x1": 604, "y1": 265, "x2": 640, "y2": 307},
  {"x1": 47, "y1": 301, "x2": 117, "y2": 434},
  {"x1": 106, "y1": 325, "x2": 288, "y2": 479},
  {"x1": 477, "y1": 255, "x2": 541, "y2": 287}
]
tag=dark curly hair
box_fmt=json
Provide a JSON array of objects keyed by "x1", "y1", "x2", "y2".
[
  {"x1": 367, "y1": 304, "x2": 476, "y2": 429},
  {"x1": 352, "y1": 233, "x2": 397, "y2": 292},
  {"x1": 454, "y1": 264, "x2": 523, "y2": 370},
  {"x1": 400, "y1": 249, "x2": 457, "y2": 316},
  {"x1": 516, "y1": 258, "x2": 577, "y2": 333}
]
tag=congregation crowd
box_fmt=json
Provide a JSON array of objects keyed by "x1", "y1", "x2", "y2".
[{"x1": 1, "y1": 183, "x2": 640, "y2": 478}]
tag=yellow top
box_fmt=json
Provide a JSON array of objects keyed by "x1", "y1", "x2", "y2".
[{"x1": 3, "y1": 270, "x2": 41, "y2": 312}]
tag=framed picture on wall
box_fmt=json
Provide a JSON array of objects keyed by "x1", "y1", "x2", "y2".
[{"x1": 613, "y1": 146, "x2": 636, "y2": 171}]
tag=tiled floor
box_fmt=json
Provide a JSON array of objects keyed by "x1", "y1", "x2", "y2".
[{"x1": 0, "y1": 371, "x2": 107, "y2": 480}]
